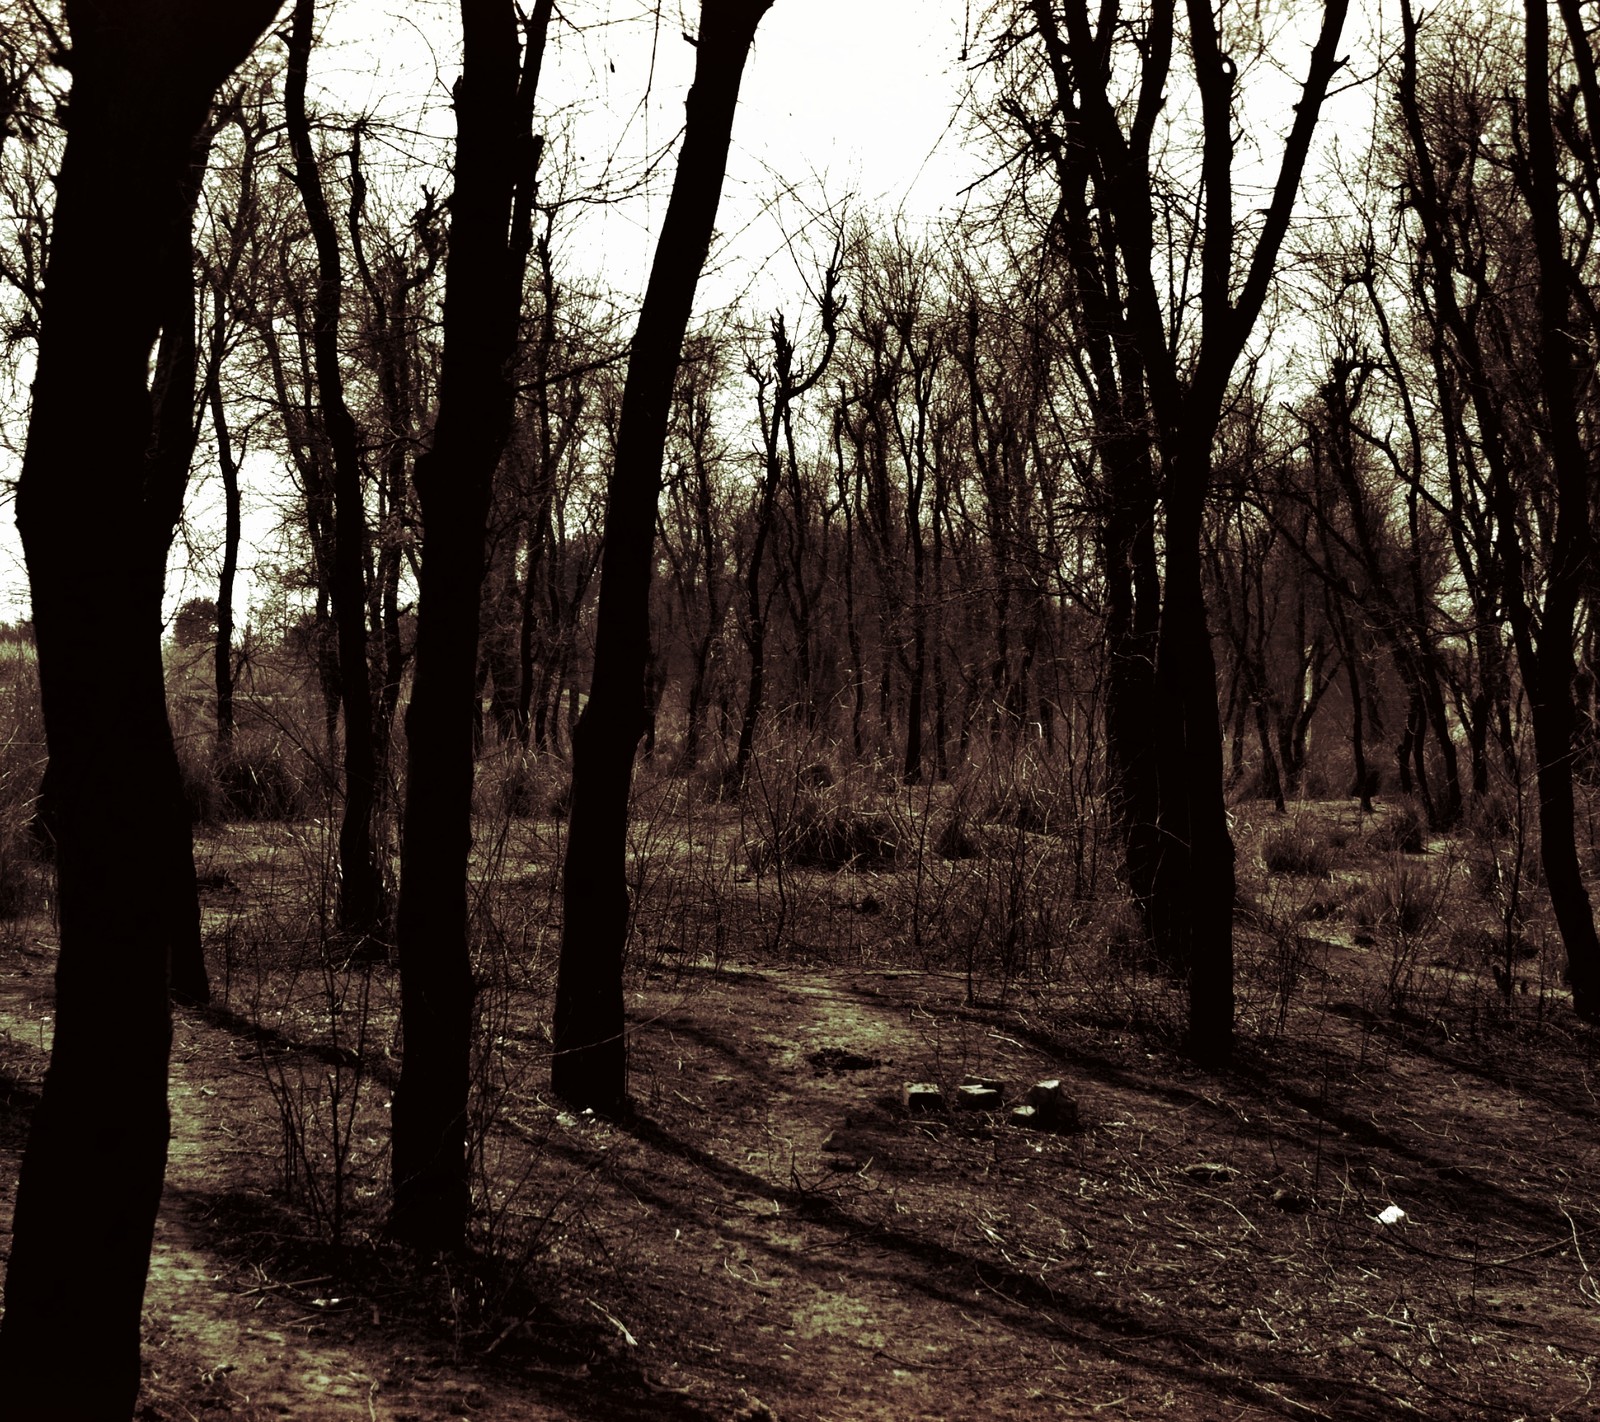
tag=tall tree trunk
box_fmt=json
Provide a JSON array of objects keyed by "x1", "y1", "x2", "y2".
[
  {"x1": 1524, "y1": 0, "x2": 1600, "y2": 1016},
  {"x1": 0, "y1": 3, "x2": 277, "y2": 1412},
  {"x1": 285, "y1": 0, "x2": 384, "y2": 944},
  {"x1": 390, "y1": 0, "x2": 548, "y2": 1251},
  {"x1": 145, "y1": 133, "x2": 213, "y2": 1012},
  {"x1": 1151, "y1": 470, "x2": 1236, "y2": 1062},
  {"x1": 553, "y1": 0, "x2": 774, "y2": 1113},
  {"x1": 208, "y1": 357, "x2": 240, "y2": 749}
]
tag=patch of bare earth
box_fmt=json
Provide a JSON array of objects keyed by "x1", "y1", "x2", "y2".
[{"x1": 0, "y1": 805, "x2": 1599, "y2": 1418}]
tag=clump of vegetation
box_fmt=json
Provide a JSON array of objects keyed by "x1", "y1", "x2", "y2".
[
  {"x1": 748, "y1": 796, "x2": 900, "y2": 871},
  {"x1": 218, "y1": 744, "x2": 303, "y2": 821},
  {"x1": 934, "y1": 812, "x2": 981, "y2": 860},
  {"x1": 1355, "y1": 856, "x2": 1444, "y2": 939},
  {"x1": 1370, "y1": 799, "x2": 1427, "y2": 854},
  {"x1": 1260, "y1": 820, "x2": 1332, "y2": 876}
]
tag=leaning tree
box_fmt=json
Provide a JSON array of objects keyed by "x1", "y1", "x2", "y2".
[{"x1": 552, "y1": 0, "x2": 776, "y2": 1114}]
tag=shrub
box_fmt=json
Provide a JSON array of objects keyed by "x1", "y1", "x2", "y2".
[
  {"x1": 218, "y1": 745, "x2": 303, "y2": 821},
  {"x1": 747, "y1": 797, "x2": 900, "y2": 872},
  {"x1": 1261, "y1": 821, "x2": 1332, "y2": 877},
  {"x1": 1370, "y1": 799, "x2": 1427, "y2": 854},
  {"x1": 935, "y1": 813, "x2": 981, "y2": 860},
  {"x1": 1355, "y1": 856, "x2": 1443, "y2": 939}
]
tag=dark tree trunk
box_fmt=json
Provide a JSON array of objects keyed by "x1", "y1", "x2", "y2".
[
  {"x1": 553, "y1": 0, "x2": 773, "y2": 1114},
  {"x1": 208, "y1": 360, "x2": 240, "y2": 749},
  {"x1": 734, "y1": 451, "x2": 778, "y2": 781},
  {"x1": 389, "y1": 0, "x2": 548, "y2": 1251},
  {"x1": 1151, "y1": 472, "x2": 1236, "y2": 1063},
  {"x1": 0, "y1": 3, "x2": 277, "y2": 1412},
  {"x1": 1102, "y1": 452, "x2": 1162, "y2": 923},
  {"x1": 145, "y1": 134, "x2": 213, "y2": 1012},
  {"x1": 285, "y1": 0, "x2": 384, "y2": 945},
  {"x1": 1523, "y1": 0, "x2": 1600, "y2": 1016}
]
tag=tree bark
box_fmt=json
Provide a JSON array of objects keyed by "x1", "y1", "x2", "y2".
[
  {"x1": 389, "y1": 0, "x2": 549, "y2": 1251},
  {"x1": 208, "y1": 357, "x2": 241, "y2": 749},
  {"x1": 553, "y1": 0, "x2": 774, "y2": 1113},
  {"x1": 1522, "y1": 0, "x2": 1600, "y2": 1016},
  {"x1": 0, "y1": 4, "x2": 277, "y2": 1412},
  {"x1": 285, "y1": 0, "x2": 384, "y2": 945}
]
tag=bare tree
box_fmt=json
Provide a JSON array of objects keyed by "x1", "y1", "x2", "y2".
[
  {"x1": 1021, "y1": 0, "x2": 1350, "y2": 1059},
  {"x1": 552, "y1": 0, "x2": 775, "y2": 1114},
  {"x1": 0, "y1": 3, "x2": 279, "y2": 1410},
  {"x1": 389, "y1": 0, "x2": 551, "y2": 1252},
  {"x1": 283, "y1": 0, "x2": 383, "y2": 944}
]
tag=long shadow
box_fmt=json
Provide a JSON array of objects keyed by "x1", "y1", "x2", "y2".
[
  {"x1": 620, "y1": 1111, "x2": 1412, "y2": 1420},
  {"x1": 0, "y1": 1061, "x2": 39, "y2": 1155},
  {"x1": 160, "y1": 1178, "x2": 715, "y2": 1422},
  {"x1": 197, "y1": 1001, "x2": 400, "y2": 1092},
  {"x1": 911, "y1": 993, "x2": 1587, "y2": 1244}
]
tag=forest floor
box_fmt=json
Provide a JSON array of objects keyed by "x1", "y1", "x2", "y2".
[{"x1": 2, "y1": 788, "x2": 1600, "y2": 1419}]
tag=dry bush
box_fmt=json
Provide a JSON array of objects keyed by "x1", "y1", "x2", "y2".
[
  {"x1": 1368, "y1": 799, "x2": 1427, "y2": 854},
  {"x1": 747, "y1": 795, "x2": 900, "y2": 871},
  {"x1": 1260, "y1": 820, "x2": 1333, "y2": 877},
  {"x1": 218, "y1": 741, "x2": 306, "y2": 821},
  {"x1": 1355, "y1": 855, "x2": 1446, "y2": 939}
]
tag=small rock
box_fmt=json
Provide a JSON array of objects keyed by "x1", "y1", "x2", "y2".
[
  {"x1": 1271, "y1": 1187, "x2": 1312, "y2": 1213},
  {"x1": 1025, "y1": 1079, "x2": 1081, "y2": 1130},
  {"x1": 963, "y1": 1074, "x2": 1006, "y2": 1093},
  {"x1": 955, "y1": 1082, "x2": 1002, "y2": 1110},
  {"x1": 1183, "y1": 1161, "x2": 1237, "y2": 1183},
  {"x1": 1009, "y1": 1104, "x2": 1041, "y2": 1128},
  {"x1": 902, "y1": 1082, "x2": 943, "y2": 1113},
  {"x1": 1377, "y1": 1203, "x2": 1407, "y2": 1226}
]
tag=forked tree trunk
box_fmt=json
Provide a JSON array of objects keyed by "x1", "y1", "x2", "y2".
[
  {"x1": 553, "y1": 0, "x2": 774, "y2": 1113},
  {"x1": 0, "y1": 4, "x2": 278, "y2": 1413}
]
